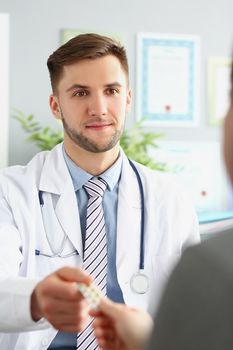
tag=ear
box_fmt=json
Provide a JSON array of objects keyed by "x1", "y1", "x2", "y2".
[
  {"x1": 50, "y1": 95, "x2": 61, "y2": 120},
  {"x1": 126, "y1": 89, "x2": 132, "y2": 113}
]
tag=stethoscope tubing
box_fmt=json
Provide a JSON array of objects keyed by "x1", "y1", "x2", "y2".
[
  {"x1": 128, "y1": 160, "x2": 145, "y2": 270},
  {"x1": 37, "y1": 159, "x2": 145, "y2": 270}
]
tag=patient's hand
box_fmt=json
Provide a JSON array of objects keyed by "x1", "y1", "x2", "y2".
[{"x1": 91, "y1": 298, "x2": 153, "y2": 350}]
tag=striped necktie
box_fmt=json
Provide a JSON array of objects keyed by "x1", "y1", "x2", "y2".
[{"x1": 77, "y1": 177, "x2": 107, "y2": 350}]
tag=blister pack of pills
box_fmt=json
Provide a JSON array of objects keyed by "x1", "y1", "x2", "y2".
[{"x1": 77, "y1": 282, "x2": 103, "y2": 310}]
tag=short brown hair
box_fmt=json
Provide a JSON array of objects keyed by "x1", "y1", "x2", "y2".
[{"x1": 47, "y1": 33, "x2": 129, "y2": 93}]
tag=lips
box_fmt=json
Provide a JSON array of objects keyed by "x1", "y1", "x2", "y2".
[
  {"x1": 85, "y1": 123, "x2": 112, "y2": 130},
  {"x1": 85, "y1": 119, "x2": 113, "y2": 129}
]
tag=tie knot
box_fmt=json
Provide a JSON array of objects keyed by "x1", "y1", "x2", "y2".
[{"x1": 83, "y1": 177, "x2": 107, "y2": 198}]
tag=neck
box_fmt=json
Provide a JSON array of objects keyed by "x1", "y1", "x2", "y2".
[{"x1": 64, "y1": 141, "x2": 120, "y2": 176}]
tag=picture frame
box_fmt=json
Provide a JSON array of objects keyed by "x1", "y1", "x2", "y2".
[
  {"x1": 137, "y1": 33, "x2": 200, "y2": 127},
  {"x1": 208, "y1": 57, "x2": 232, "y2": 126}
]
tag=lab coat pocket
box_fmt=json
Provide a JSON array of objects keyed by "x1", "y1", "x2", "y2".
[{"x1": 34, "y1": 249, "x2": 82, "y2": 278}]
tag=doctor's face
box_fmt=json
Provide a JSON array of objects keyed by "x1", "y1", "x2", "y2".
[{"x1": 50, "y1": 55, "x2": 131, "y2": 153}]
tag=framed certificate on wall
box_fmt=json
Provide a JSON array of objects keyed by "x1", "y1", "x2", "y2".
[
  {"x1": 137, "y1": 33, "x2": 200, "y2": 127},
  {"x1": 208, "y1": 57, "x2": 232, "y2": 126},
  {"x1": 0, "y1": 13, "x2": 9, "y2": 168}
]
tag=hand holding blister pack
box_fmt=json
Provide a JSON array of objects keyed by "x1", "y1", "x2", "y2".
[{"x1": 77, "y1": 282, "x2": 103, "y2": 310}]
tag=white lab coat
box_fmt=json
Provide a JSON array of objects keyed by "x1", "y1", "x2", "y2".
[{"x1": 0, "y1": 143, "x2": 199, "y2": 349}]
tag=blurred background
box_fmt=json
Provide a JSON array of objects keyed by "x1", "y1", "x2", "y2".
[{"x1": 0, "y1": 0, "x2": 233, "y2": 228}]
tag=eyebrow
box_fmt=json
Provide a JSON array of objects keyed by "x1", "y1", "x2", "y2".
[{"x1": 66, "y1": 82, "x2": 123, "y2": 93}]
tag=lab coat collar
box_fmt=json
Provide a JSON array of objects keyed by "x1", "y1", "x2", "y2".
[
  {"x1": 38, "y1": 143, "x2": 83, "y2": 257},
  {"x1": 62, "y1": 145, "x2": 123, "y2": 192},
  {"x1": 39, "y1": 143, "x2": 69, "y2": 195}
]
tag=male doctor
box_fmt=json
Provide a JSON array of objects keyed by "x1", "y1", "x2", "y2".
[
  {"x1": 0, "y1": 33, "x2": 199, "y2": 349},
  {"x1": 92, "y1": 51, "x2": 233, "y2": 350}
]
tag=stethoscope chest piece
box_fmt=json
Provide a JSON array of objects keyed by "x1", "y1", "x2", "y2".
[{"x1": 130, "y1": 271, "x2": 149, "y2": 294}]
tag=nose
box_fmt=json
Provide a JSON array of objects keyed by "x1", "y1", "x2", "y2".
[{"x1": 87, "y1": 93, "x2": 108, "y2": 117}]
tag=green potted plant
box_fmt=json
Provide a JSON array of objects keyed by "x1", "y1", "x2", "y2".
[{"x1": 14, "y1": 110, "x2": 167, "y2": 171}]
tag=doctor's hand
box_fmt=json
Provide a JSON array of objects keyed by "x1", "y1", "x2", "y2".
[
  {"x1": 30, "y1": 267, "x2": 92, "y2": 332},
  {"x1": 91, "y1": 298, "x2": 153, "y2": 350}
]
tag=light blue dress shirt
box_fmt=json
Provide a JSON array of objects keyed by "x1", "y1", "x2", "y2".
[
  {"x1": 63, "y1": 147, "x2": 124, "y2": 302},
  {"x1": 49, "y1": 147, "x2": 124, "y2": 349}
]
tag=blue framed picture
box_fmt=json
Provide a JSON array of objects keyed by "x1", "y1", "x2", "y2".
[{"x1": 137, "y1": 33, "x2": 200, "y2": 127}]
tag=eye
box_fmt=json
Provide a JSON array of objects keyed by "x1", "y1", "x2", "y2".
[
  {"x1": 74, "y1": 90, "x2": 88, "y2": 97},
  {"x1": 106, "y1": 88, "x2": 119, "y2": 95}
]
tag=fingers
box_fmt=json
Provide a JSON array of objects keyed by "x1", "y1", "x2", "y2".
[
  {"x1": 95, "y1": 333, "x2": 116, "y2": 350},
  {"x1": 94, "y1": 325, "x2": 124, "y2": 350},
  {"x1": 38, "y1": 278, "x2": 80, "y2": 301},
  {"x1": 36, "y1": 290, "x2": 90, "y2": 332},
  {"x1": 38, "y1": 267, "x2": 93, "y2": 301},
  {"x1": 97, "y1": 297, "x2": 124, "y2": 318},
  {"x1": 95, "y1": 337, "x2": 114, "y2": 350},
  {"x1": 56, "y1": 266, "x2": 92, "y2": 285},
  {"x1": 95, "y1": 326, "x2": 115, "y2": 340},
  {"x1": 92, "y1": 298, "x2": 153, "y2": 350},
  {"x1": 46, "y1": 304, "x2": 90, "y2": 332},
  {"x1": 93, "y1": 318, "x2": 117, "y2": 350},
  {"x1": 40, "y1": 297, "x2": 88, "y2": 319},
  {"x1": 31, "y1": 267, "x2": 93, "y2": 330},
  {"x1": 47, "y1": 313, "x2": 90, "y2": 333},
  {"x1": 93, "y1": 315, "x2": 113, "y2": 329}
]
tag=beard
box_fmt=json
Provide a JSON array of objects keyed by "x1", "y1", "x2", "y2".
[{"x1": 61, "y1": 112, "x2": 124, "y2": 153}]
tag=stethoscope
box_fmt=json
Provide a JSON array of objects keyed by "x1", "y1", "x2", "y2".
[
  {"x1": 36, "y1": 191, "x2": 78, "y2": 258},
  {"x1": 36, "y1": 159, "x2": 149, "y2": 294},
  {"x1": 128, "y1": 160, "x2": 149, "y2": 295}
]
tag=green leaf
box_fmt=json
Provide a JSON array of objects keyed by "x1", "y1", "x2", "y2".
[{"x1": 119, "y1": 119, "x2": 166, "y2": 170}]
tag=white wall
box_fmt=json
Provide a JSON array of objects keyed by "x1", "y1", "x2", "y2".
[
  {"x1": 0, "y1": 0, "x2": 232, "y2": 165},
  {"x1": 0, "y1": 13, "x2": 9, "y2": 168}
]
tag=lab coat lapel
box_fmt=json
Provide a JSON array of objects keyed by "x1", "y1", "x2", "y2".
[
  {"x1": 116, "y1": 154, "x2": 141, "y2": 281},
  {"x1": 39, "y1": 144, "x2": 83, "y2": 258},
  {"x1": 55, "y1": 184, "x2": 83, "y2": 259}
]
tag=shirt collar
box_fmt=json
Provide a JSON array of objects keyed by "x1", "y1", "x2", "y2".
[{"x1": 62, "y1": 145, "x2": 122, "y2": 192}]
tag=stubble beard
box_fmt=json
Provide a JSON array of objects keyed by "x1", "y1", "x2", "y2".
[{"x1": 61, "y1": 114, "x2": 124, "y2": 153}]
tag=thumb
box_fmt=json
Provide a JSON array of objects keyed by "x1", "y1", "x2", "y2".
[
  {"x1": 99, "y1": 297, "x2": 125, "y2": 320},
  {"x1": 56, "y1": 267, "x2": 92, "y2": 284}
]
